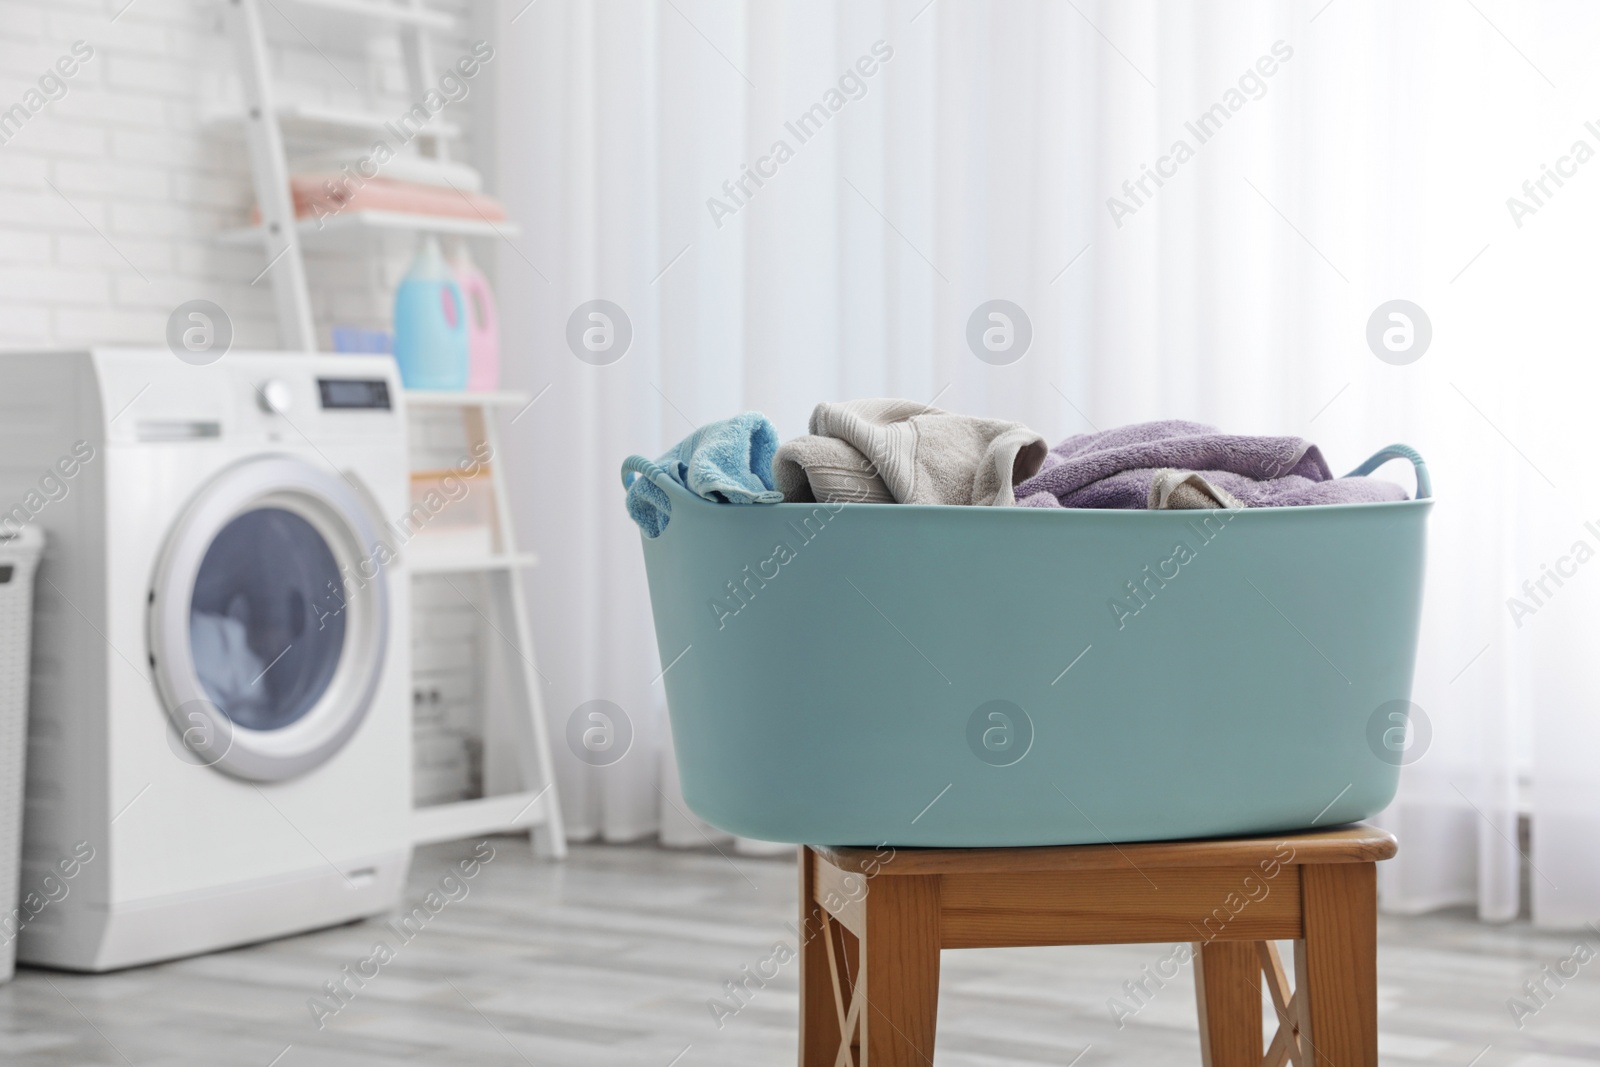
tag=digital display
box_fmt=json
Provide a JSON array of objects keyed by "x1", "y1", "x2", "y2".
[{"x1": 318, "y1": 378, "x2": 392, "y2": 410}]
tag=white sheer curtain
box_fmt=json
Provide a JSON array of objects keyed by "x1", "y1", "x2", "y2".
[{"x1": 494, "y1": 0, "x2": 1598, "y2": 925}]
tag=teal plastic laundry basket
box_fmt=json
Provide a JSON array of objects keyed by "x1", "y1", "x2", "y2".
[{"x1": 623, "y1": 445, "x2": 1431, "y2": 848}]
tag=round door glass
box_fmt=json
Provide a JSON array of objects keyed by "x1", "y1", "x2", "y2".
[{"x1": 189, "y1": 507, "x2": 346, "y2": 731}]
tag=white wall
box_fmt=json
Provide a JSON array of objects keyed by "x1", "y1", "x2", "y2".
[
  {"x1": 0, "y1": 0, "x2": 499, "y2": 807},
  {"x1": 0, "y1": 0, "x2": 494, "y2": 350}
]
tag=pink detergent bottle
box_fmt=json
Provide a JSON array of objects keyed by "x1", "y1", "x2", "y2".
[{"x1": 450, "y1": 242, "x2": 500, "y2": 392}]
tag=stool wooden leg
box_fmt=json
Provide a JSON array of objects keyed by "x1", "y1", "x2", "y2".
[
  {"x1": 799, "y1": 848, "x2": 844, "y2": 1067},
  {"x1": 1297, "y1": 863, "x2": 1378, "y2": 1067},
  {"x1": 1194, "y1": 940, "x2": 1263, "y2": 1067},
  {"x1": 861, "y1": 873, "x2": 940, "y2": 1066}
]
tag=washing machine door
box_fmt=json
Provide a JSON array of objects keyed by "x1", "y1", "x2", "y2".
[{"x1": 149, "y1": 455, "x2": 391, "y2": 782}]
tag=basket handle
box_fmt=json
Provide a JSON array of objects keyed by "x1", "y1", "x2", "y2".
[
  {"x1": 621, "y1": 454, "x2": 679, "y2": 494},
  {"x1": 1344, "y1": 444, "x2": 1431, "y2": 499}
]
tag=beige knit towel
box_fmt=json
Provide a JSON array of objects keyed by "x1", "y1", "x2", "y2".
[{"x1": 773, "y1": 398, "x2": 1048, "y2": 506}]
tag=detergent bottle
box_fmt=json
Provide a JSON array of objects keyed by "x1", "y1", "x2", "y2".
[
  {"x1": 449, "y1": 241, "x2": 500, "y2": 392},
  {"x1": 392, "y1": 235, "x2": 468, "y2": 390}
]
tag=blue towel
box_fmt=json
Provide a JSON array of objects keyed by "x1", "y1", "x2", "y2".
[{"x1": 625, "y1": 412, "x2": 785, "y2": 537}]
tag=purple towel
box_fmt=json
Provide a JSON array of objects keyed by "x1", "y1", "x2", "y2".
[{"x1": 1014, "y1": 420, "x2": 1408, "y2": 509}]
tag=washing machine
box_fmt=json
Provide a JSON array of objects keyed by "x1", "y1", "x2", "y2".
[{"x1": 0, "y1": 348, "x2": 412, "y2": 971}]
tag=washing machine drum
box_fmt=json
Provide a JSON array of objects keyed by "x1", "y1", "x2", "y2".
[{"x1": 149, "y1": 455, "x2": 391, "y2": 781}]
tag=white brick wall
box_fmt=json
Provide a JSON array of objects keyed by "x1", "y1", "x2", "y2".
[
  {"x1": 0, "y1": 0, "x2": 487, "y2": 351},
  {"x1": 0, "y1": 0, "x2": 498, "y2": 805}
]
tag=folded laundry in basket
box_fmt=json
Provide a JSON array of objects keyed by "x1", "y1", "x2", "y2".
[
  {"x1": 625, "y1": 412, "x2": 785, "y2": 536},
  {"x1": 773, "y1": 398, "x2": 1048, "y2": 506},
  {"x1": 1015, "y1": 420, "x2": 1409, "y2": 509}
]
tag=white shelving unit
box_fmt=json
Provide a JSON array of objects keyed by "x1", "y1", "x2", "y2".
[
  {"x1": 221, "y1": 0, "x2": 471, "y2": 348},
  {"x1": 410, "y1": 551, "x2": 540, "y2": 576},
  {"x1": 405, "y1": 391, "x2": 565, "y2": 856},
  {"x1": 222, "y1": 0, "x2": 565, "y2": 857},
  {"x1": 204, "y1": 101, "x2": 462, "y2": 142},
  {"x1": 218, "y1": 212, "x2": 519, "y2": 245},
  {"x1": 281, "y1": 0, "x2": 456, "y2": 30}
]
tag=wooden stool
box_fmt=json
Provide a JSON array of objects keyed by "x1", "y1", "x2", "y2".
[{"x1": 799, "y1": 825, "x2": 1397, "y2": 1066}]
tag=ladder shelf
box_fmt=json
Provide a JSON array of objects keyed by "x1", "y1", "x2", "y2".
[{"x1": 222, "y1": 0, "x2": 564, "y2": 856}]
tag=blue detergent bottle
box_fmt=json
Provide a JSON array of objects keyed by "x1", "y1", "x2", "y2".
[{"x1": 392, "y1": 234, "x2": 469, "y2": 389}]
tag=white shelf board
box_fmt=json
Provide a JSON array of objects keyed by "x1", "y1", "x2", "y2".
[
  {"x1": 283, "y1": 0, "x2": 455, "y2": 31},
  {"x1": 413, "y1": 790, "x2": 551, "y2": 846},
  {"x1": 405, "y1": 389, "x2": 532, "y2": 408},
  {"x1": 205, "y1": 102, "x2": 460, "y2": 141},
  {"x1": 409, "y1": 550, "x2": 539, "y2": 576},
  {"x1": 219, "y1": 211, "x2": 518, "y2": 244}
]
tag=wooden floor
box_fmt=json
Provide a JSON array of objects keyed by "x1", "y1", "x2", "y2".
[{"x1": 2, "y1": 838, "x2": 1598, "y2": 1065}]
